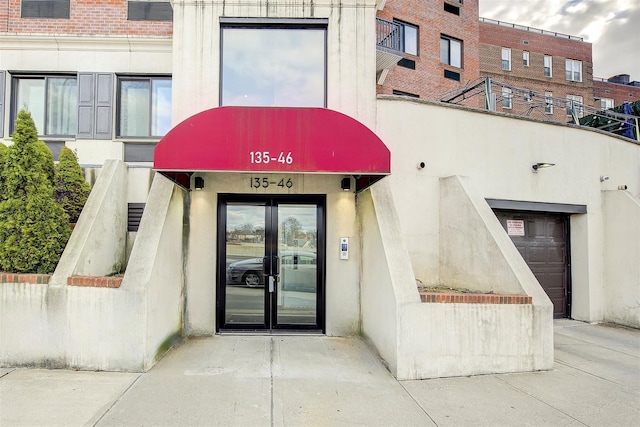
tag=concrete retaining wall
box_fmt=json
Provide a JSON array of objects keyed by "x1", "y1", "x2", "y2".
[
  {"x1": 1, "y1": 172, "x2": 184, "y2": 372},
  {"x1": 360, "y1": 178, "x2": 553, "y2": 380}
]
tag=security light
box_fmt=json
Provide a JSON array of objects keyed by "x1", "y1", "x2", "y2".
[{"x1": 532, "y1": 162, "x2": 555, "y2": 173}]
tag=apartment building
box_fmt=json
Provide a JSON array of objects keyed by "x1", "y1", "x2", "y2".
[
  {"x1": 478, "y1": 18, "x2": 594, "y2": 121},
  {"x1": 593, "y1": 74, "x2": 640, "y2": 110},
  {"x1": 376, "y1": 0, "x2": 480, "y2": 101},
  {"x1": 1, "y1": 0, "x2": 638, "y2": 379}
]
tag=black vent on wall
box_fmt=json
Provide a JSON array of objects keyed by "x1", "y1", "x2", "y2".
[
  {"x1": 398, "y1": 58, "x2": 416, "y2": 69},
  {"x1": 21, "y1": 0, "x2": 70, "y2": 19},
  {"x1": 124, "y1": 144, "x2": 156, "y2": 162},
  {"x1": 444, "y1": 69, "x2": 461, "y2": 81},
  {"x1": 127, "y1": 1, "x2": 173, "y2": 21},
  {"x1": 128, "y1": 203, "x2": 145, "y2": 232},
  {"x1": 444, "y1": 3, "x2": 460, "y2": 15}
]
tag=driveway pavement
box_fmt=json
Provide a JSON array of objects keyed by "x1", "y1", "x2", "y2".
[{"x1": 1, "y1": 319, "x2": 638, "y2": 426}]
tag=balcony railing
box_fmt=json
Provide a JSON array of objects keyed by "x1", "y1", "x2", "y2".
[{"x1": 376, "y1": 18, "x2": 401, "y2": 52}]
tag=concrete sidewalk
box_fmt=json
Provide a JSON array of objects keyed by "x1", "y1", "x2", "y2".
[{"x1": 1, "y1": 320, "x2": 639, "y2": 426}]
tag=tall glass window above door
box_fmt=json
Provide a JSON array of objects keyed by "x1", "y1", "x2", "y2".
[{"x1": 221, "y1": 24, "x2": 326, "y2": 107}]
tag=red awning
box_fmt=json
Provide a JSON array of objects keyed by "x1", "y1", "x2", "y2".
[{"x1": 154, "y1": 107, "x2": 390, "y2": 189}]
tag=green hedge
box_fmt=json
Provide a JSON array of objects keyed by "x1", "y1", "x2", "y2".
[{"x1": 0, "y1": 109, "x2": 71, "y2": 274}]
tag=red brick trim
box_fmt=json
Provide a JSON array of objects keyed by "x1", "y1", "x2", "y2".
[
  {"x1": 420, "y1": 291, "x2": 532, "y2": 304},
  {"x1": 67, "y1": 276, "x2": 122, "y2": 288},
  {"x1": 0, "y1": 273, "x2": 51, "y2": 284}
]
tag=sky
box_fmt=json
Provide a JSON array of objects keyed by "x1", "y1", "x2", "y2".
[{"x1": 479, "y1": 0, "x2": 640, "y2": 82}]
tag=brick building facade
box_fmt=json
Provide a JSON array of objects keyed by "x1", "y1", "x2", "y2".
[
  {"x1": 478, "y1": 18, "x2": 594, "y2": 122},
  {"x1": 593, "y1": 76, "x2": 640, "y2": 110},
  {"x1": 377, "y1": 1, "x2": 638, "y2": 120},
  {"x1": 376, "y1": 0, "x2": 480, "y2": 102},
  {"x1": 1, "y1": 0, "x2": 172, "y2": 35}
]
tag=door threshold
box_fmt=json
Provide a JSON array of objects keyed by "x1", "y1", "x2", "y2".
[{"x1": 217, "y1": 329, "x2": 324, "y2": 336}]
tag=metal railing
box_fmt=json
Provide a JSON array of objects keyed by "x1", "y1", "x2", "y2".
[
  {"x1": 479, "y1": 17, "x2": 584, "y2": 41},
  {"x1": 376, "y1": 18, "x2": 401, "y2": 52},
  {"x1": 440, "y1": 78, "x2": 639, "y2": 142}
]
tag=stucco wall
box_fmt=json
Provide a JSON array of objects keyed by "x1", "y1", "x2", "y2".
[
  {"x1": 184, "y1": 172, "x2": 361, "y2": 336},
  {"x1": 1, "y1": 173, "x2": 184, "y2": 372},
  {"x1": 51, "y1": 159, "x2": 127, "y2": 281},
  {"x1": 359, "y1": 178, "x2": 553, "y2": 380},
  {"x1": 603, "y1": 190, "x2": 640, "y2": 327},
  {"x1": 171, "y1": 0, "x2": 377, "y2": 129},
  {"x1": 376, "y1": 97, "x2": 640, "y2": 323}
]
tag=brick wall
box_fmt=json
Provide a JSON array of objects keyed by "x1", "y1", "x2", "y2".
[
  {"x1": 593, "y1": 80, "x2": 640, "y2": 108},
  {"x1": 0, "y1": 0, "x2": 8, "y2": 32},
  {"x1": 2, "y1": 0, "x2": 172, "y2": 36},
  {"x1": 0, "y1": 272, "x2": 51, "y2": 284},
  {"x1": 420, "y1": 291, "x2": 532, "y2": 304},
  {"x1": 479, "y1": 21, "x2": 592, "y2": 63},
  {"x1": 377, "y1": 0, "x2": 480, "y2": 102},
  {"x1": 479, "y1": 22, "x2": 594, "y2": 119}
]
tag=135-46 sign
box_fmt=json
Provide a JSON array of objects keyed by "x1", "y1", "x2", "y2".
[{"x1": 249, "y1": 151, "x2": 293, "y2": 165}]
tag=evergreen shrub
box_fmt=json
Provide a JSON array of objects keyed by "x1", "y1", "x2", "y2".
[
  {"x1": 0, "y1": 109, "x2": 71, "y2": 273},
  {"x1": 55, "y1": 146, "x2": 91, "y2": 223}
]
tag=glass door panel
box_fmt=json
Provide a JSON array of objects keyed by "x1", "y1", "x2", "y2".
[
  {"x1": 276, "y1": 204, "x2": 318, "y2": 325},
  {"x1": 223, "y1": 204, "x2": 266, "y2": 325},
  {"x1": 219, "y1": 196, "x2": 324, "y2": 332}
]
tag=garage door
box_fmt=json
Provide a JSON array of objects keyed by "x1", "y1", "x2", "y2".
[{"x1": 494, "y1": 211, "x2": 570, "y2": 318}]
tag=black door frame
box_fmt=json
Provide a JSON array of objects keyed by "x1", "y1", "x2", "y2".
[{"x1": 216, "y1": 194, "x2": 326, "y2": 332}]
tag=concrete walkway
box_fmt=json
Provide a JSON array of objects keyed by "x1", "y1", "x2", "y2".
[{"x1": 1, "y1": 320, "x2": 638, "y2": 426}]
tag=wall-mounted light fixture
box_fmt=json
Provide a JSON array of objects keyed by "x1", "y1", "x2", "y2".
[
  {"x1": 600, "y1": 175, "x2": 610, "y2": 182},
  {"x1": 194, "y1": 176, "x2": 204, "y2": 190},
  {"x1": 341, "y1": 177, "x2": 351, "y2": 192},
  {"x1": 532, "y1": 162, "x2": 555, "y2": 173}
]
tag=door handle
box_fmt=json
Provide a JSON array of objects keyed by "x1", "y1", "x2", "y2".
[{"x1": 269, "y1": 276, "x2": 275, "y2": 293}]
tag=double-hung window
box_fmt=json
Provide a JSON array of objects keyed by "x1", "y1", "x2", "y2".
[
  {"x1": 501, "y1": 48, "x2": 511, "y2": 71},
  {"x1": 395, "y1": 20, "x2": 418, "y2": 56},
  {"x1": 565, "y1": 59, "x2": 582, "y2": 82},
  {"x1": 523, "y1": 51, "x2": 530, "y2": 67},
  {"x1": 544, "y1": 92, "x2": 553, "y2": 114},
  {"x1": 544, "y1": 55, "x2": 553, "y2": 77},
  {"x1": 598, "y1": 98, "x2": 614, "y2": 110},
  {"x1": 117, "y1": 76, "x2": 172, "y2": 138},
  {"x1": 440, "y1": 35, "x2": 462, "y2": 68},
  {"x1": 11, "y1": 74, "x2": 77, "y2": 136},
  {"x1": 502, "y1": 87, "x2": 513, "y2": 109},
  {"x1": 566, "y1": 95, "x2": 584, "y2": 118}
]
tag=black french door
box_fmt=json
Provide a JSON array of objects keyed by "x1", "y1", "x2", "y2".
[{"x1": 217, "y1": 195, "x2": 325, "y2": 331}]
